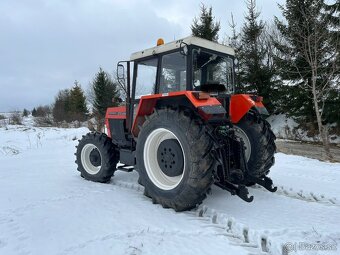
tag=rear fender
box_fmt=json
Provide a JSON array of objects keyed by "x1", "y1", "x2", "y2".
[
  {"x1": 230, "y1": 94, "x2": 268, "y2": 123},
  {"x1": 132, "y1": 91, "x2": 225, "y2": 137}
]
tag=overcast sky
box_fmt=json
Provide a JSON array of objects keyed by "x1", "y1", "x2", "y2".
[{"x1": 0, "y1": 0, "x2": 285, "y2": 112}]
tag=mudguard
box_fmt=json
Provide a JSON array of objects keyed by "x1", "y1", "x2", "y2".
[
  {"x1": 132, "y1": 91, "x2": 225, "y2": 136},
  {"x1": 229, "y1": 94, "x2": 268, "y2": 123}
]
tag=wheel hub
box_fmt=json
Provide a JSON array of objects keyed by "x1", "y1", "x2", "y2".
[
  {"x1": 157, "y1": 139, "x2": 184, "y2": 177},
  {"x1": 233, "y1": 126, "x2": 251, "y2": 162},
  {"x1": 143, "y1": 128, "x2": 186, "y2": 190},
  {"x1": 89, "y1": 148, "x2": 101, "y2": 167},
  {"x1": 80, "y1": 144, "x2": 102, "y2": 175}
]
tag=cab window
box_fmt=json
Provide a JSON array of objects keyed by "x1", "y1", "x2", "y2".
[
  {"x1": 192, "y1": 50, "x2": 234, "y2": 93},
  {"x1": 135, "y1": 58, "x2": 158, "y2": 98},
  {"x1": 159, "y1": 52, "x2": 186, "y2": 93}
]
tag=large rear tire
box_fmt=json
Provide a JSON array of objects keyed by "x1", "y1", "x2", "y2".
[
  {"x1": 137, "y1": 108, "x2": 214, "y2": 212},
  {"x1": 76, "y1": 132, "x2": 119, "y2": 183},
  {"x1": 233, "y1": 113, "x2": 276, "y2": 178}
]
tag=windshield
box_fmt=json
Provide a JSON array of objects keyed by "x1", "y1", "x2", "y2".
[{"x1": 192, "y1": 49, "x2": 234, "y2": 93}]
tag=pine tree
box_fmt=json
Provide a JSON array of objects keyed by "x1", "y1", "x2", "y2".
[
  {"x1": 323, "y1": 1, "x2": 339, "y2": 80},
  {"x1": 53, "y1": 89, "x2": 69, "y2": 122},
  {"x1": 32, "y1": 108, "x2": 37, "y2": 117},
  {"x1": 69, "y1": 81, "x2": 88, "y2": 121},
  {"x1": 237, "y1": 0, "x2": 278, "y2": 112},
  {"x1": 52, "y1": 82, "x2": 88, "y2": 123},
  {"x1": 274, "y1": 0, "x2": 318, "y2": 122},
  {"x1": 322, "y1": 1, "x2": 340, "y2": 129},
  {"x1": 323, "y1": 90, "x2": 340, "y2": 126},
  {"x1": 191, "y1": 4, "x2": 220, "y2": 42},
  {"x1": 22, "y1": 109, "x2": 29, "y2": 117},
  {"x1": 91, "y1": 68, "x2": 121, "y2": 128}
]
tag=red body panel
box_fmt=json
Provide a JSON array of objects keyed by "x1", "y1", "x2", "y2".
[
  {"x1": 229, "y1": 94, "x2": 265, "y2": 123},
  {"x1": 106, "y1": 106, "x2": 127, "y2": 120},
  {"x1": 105, "y1": 106, "x2": 126, "y2": 137},
  {"x1": 105, "y1": 93, "x2": 267, "y2": 137},
  {"x1": 132, "y1": 91, "x2": 221, "y2": 136}
]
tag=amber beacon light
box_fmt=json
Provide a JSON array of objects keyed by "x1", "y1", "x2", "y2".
[{"x1": 157, "y1": 38, "x2": 164, "y2": 46}]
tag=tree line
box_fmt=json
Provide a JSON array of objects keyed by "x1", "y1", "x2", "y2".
[
  {"x1": 191, "y1": 0, "x2": 339, "y2": 160},
  {"x1": 29, "y1": 68, "x2": 121, "y2": 129}
]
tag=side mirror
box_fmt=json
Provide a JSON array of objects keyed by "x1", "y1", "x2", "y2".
[
  {"x1": 180, "y1": 42, "x2": 189, "y2": 56},
  {"x1": 117, "y1": 64, "x2": 125, "y2": 80}
]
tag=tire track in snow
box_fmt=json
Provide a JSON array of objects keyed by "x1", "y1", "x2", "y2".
[
  {"x1": 276, "y1": 171, "x2": 338, "y2": 184},
  {"x1": 0, "y1": 216, "x2": 32, "y2": 255},
  {"x1": 112, "y1": 180, "x2": 274, "y2": 255},
  {"x1": 251, "y1": 184, "x2": 339, "y2": 207},
  {"x1": 113, "y1": 179, "x2": 339, "y2": 255},
  {"x1": 0, "y1": 189, "x2": 110, "y2": 219},
  {"x1": 58, "y1": 229, "x2": 231, "y2": 255}
]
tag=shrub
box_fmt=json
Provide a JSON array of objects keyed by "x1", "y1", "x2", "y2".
[
  {"x1": 9, "y1": 112, "x2": 23, "y2": 125},
  {"x1": 34, "y1": 115, "x2": 54, "y2": 127},
  {"x1": 32, "y1": 105, "x2": 50, "y2": 117}
]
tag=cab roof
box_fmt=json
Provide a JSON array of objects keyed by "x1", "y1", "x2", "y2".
[{"x1": 130, "y1": 36, "x2": 235, "y2": 61}]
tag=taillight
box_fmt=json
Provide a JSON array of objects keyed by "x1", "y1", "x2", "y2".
[
  {"x1": 192, "y1": 91, "x2": 210, "y2": 100},
  {"x1": 250, "y1": 95, "x2": 263, "y2": 102}
]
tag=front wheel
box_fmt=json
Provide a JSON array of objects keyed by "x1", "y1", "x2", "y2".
[
  {"x1": 233, "y1": 113, "x2": 276, "y2": 178},
  {"x1": 137, "y1": 109, "x2": 214, "y2": 212},
  {"x1": 75, "y1": 132, "x2": 119, "y2": 183}
]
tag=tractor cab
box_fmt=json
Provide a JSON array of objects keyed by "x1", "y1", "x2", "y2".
[{"x1": 128, "y1": 36, "x2": 236, "y2": 97}]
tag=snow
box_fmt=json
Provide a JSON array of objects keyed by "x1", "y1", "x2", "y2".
[
  {"x1": 0, "y1": 117, "x2": 339, "y2": 255},
  {"x1": 267, "y1": 114, "x2": 299, "y2": 139},
  {"x1": 267, "y1": 114, "x2": 340, "y2": 144}
]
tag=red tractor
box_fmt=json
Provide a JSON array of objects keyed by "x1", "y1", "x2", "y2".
[{"x1": 76, "y1": 36, "x2": 277, "y2": 211}]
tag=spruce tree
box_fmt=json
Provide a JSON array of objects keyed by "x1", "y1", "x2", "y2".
[
  {"x1": 191, "y1": 4, "x2": 220, "y2": 42},
  {"x1": 274, "y1": 0, "x2": 319, "y2": 122},
  {"x1": 32, "y1": 108, "x2": 37, "y2": 117},
  {"x1": 69, "y1": 81, "x2": 88, "y2": 121},
  {"x1": 237, "y1": 0, "x2": 277, "y2": 112},
  {"x1": 91, "y1": 68, "x2": 121, "y2": 127},
  {"x1": 22, "y1": 109, "x2": 29, "y2": 117},
  {"x1": 52, "y1": 82, "x2": 88, "y2": 123},
  {"x1": 321, "y1": 1, "x2": 340, "y2": 129},
  {"x1": 323, "y1": 1, "x2": 339, "y2": 84},
  {"x1": 53, "y1": 89, "x2": 71, "y2": 122},
  {"x1": 323, "y1": 90, "x2": 340, "y2": 126}
]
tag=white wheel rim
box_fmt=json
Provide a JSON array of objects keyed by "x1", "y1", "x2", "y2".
[
  {"x1": 81, "y1": 144, "x2": 101, "y2": 175},
  {"x1": 143, "y1": 128, "x2": 185, "y2": 190},
  {"x1": 233, "y1": 126, "x2": 251, "y2": 162}
]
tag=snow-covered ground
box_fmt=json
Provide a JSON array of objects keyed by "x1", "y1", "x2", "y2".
[{"x1": 0, "y1": 117, "x2": 339, "y2": 255}]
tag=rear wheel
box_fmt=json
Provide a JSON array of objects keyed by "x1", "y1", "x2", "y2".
[
  {"x1": 233, "y1": 113, "x2": 276, "y2": 178},
  {"x1": 137, "y1": 108, "x2": 214, "y2": 211},
  {"x1": 76, "y1": 132, "x2": 119, "y2": 183}
]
